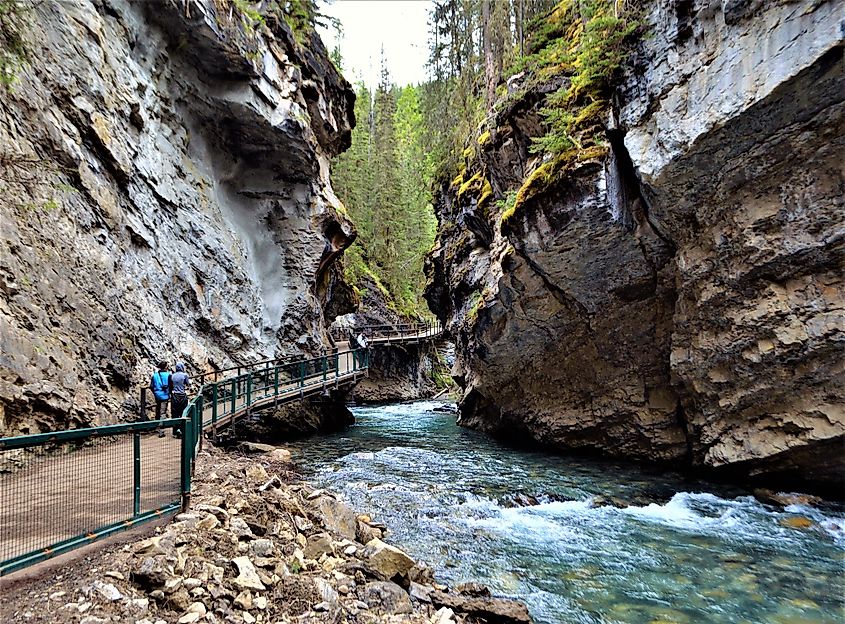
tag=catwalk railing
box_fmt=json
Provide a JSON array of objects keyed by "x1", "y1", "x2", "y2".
[
  {"x1": 0, "y1": 322, "x2": 446, "y2": 576},
  {"x1": 0, "y1": 347, "x2": 369, "y2": 576}
]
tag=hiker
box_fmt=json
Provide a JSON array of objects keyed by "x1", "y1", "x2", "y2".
[
  {"x1": 169, "y1": 362, "x2": 190, "y2": 422},
  {"x1": 355, "y1": 330, "x2": 369, "y2": 368},
  {"x1": 149, "y1": 361, "x2": 171, "y2": 420},
  {"x1": 356, "y1": 330, "x2": 369, "y2": 350}
]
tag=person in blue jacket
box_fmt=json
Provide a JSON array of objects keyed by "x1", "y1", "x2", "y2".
[
  {"x1": 169, "y1": 362, "x2": 190, "y2": 420},
  {"x1": 149, "y1": 361, "x2": 171, "y2": 425}
]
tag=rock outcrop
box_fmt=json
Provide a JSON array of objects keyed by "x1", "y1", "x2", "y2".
[
  {"x1": 0, "y1": 0, "x2": 356, "y2": 436},
  {"x1": 426, "y1": 0, "x2": 844, "y2": 489}
]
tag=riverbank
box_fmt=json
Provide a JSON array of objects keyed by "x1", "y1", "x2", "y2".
[
  {"x1": 0, "y1": 443, "x2": 530, "y2": 624},
  {"x1": 287, "y1": 401, "x2": 845, "y2": 624}
]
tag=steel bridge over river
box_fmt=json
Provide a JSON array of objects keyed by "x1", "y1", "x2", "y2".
[{"x1": 0, "y1": 322, "x2": 444, "y2": 576}]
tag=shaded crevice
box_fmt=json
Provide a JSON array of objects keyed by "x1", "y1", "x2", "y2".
[{"x1": 606, "y1": 127, "x2": 676, "y2": 253}]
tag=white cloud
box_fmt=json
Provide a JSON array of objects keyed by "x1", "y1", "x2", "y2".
[{"x1": 318, "y1": 0, "x2": 432, "y2": 87}]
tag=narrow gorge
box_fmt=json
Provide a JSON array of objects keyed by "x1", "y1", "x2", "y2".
[{"x1": 0, "y1": 0, "x2": 843, "y2": 623}]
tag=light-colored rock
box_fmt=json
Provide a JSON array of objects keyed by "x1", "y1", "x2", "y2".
[
  {"x1": 250, "y1": 539, "x2": 275, "y2": 558},
  {"x1": 233, "y1": 590, "x2": 253, "y2": 610},
  {"x1": 245, "y1": 464, "x2": 269, "y2": 484},
  {"x1": 240, "y1": 442, "x2": 278, "y2": 454},
  {"x1": 359, "y1": 581, "x2": 413, "y2": 615},
  {"x1": 433, "y1": 607, "x2": 456, "y2": 624},
  {"x1": 312, "y1": 495, "x2": 358, "y2": 540},
  {"x1": 364, "y1": 538, "x2": 416, "y2": 580},
  {"x1": 91, "y1": 581, "x2": 122, "y2": 602},
  {"x1": 232, "y1": 557, "x2": 266, "y2": 591},
  {"x1": 230, "y1": 517, "x2": 254, "y2": 539},
  {"x1": 269, "y1": 448, "x2": 292, "y2": 463},
  {"x1": 314, "y1": 577, "x2": 339, "y2": 605},
  {"x1": 304, "y1": 534, "x2": 333, "y2": 560}
]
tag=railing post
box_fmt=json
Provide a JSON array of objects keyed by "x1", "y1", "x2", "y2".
[
  {"x1": 299, "y1": 361, "x2": 305, "y2": 389},
  {"x1": 211, "y1": 384, "x2": 218, "y2": 438},
  {"x1": 274, "y1": 364, "x2": 279, "y2": 397},
  {"x1": 264, "y1": 362, "x2": 270, "y2": 397},
  {"x1": 139, "y1": 388, "x2": 148, "y2": 422},
  {"x1": 230, "y1": 379, "x2": 236, "y2": 415},
  {"x1": 133, "y1": 432, "x2": 141, "y2": 516},
  {"x1": 196, "y1": 396, "x2": 204, "y2": 451},
  {"x1": 246, "y1": 375, "x2": 253, "y2": 412},
  {"x1": 181, "y1": 417, "x2": 192, "y2": 512},
  {"x1": 322, "y1": 356, "x2": 327, "y2": 384}
]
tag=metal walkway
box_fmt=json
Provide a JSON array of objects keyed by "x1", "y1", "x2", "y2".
[{"x1": 0, "y1": 322, "x2": 443, "y2": 576}]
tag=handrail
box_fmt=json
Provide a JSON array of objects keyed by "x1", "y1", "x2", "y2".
[{"x1": 0, "y1": 323, "x2": 445, "y2": 576}]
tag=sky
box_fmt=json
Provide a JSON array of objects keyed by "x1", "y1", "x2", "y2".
[{"x1": 318, "y1": 1, "x2": 432, "y2": 87}]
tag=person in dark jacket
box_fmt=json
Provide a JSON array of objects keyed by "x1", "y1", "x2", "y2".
[{"x1": 169, "y1": 362, "x2": 190, "y2": 422}]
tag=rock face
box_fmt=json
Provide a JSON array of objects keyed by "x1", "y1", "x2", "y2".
[
  {"x1": 426, "y1": 0, "x2": 844, "y2": 489},
  {"x1": 354, "y1": 342, "x2": 440, "y2": 403},
  {"x1": 0, "y1": 0, "x2": 356, "y2": 435}
]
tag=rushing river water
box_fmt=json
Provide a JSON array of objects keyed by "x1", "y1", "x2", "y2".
[{"x1": 287, "y1": 401, "x2": 845, "y2": 623}]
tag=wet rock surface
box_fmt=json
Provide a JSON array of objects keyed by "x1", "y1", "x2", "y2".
[
  {"x1": 0, "y1": 0, "x2": 356, "y2": 438},
  {"x1": 0, "y1": 446, "x2": 531, "y2": 623},
  {"x1": 425, "y1": 0, "x2": 845, "y2": 489}
]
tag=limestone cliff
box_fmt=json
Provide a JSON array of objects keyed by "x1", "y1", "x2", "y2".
[
  {"x1": 0, "y1": 0, "x2": 356, "y2": 436},
  {"x1": 426, "y1": 0, "x2": 844, "y2": 489}
]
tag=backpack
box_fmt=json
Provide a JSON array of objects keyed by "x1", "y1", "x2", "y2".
[{"x1": 151, "y1": 371, "x2": 171, "y2": 401}]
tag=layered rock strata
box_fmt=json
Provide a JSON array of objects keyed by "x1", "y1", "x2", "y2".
[
  {"x1": 0, "y1": 0, "x2": 356, "y2": 435},
  {"x1": 426, "y1": 0, "x2": 844, "y2": 488}
]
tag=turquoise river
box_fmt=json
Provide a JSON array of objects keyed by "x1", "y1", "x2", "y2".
[{"x1": 288, "y1": 400, "x2": 845, "y2": 623}]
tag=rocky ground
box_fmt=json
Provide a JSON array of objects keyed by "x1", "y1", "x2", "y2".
[{"x1": 0, "y1": 446, "x2": 531, "y2": 624}]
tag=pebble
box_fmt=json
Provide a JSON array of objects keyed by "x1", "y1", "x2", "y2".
[
  {"x1": 92, "y1": 580, "x2": 123, "y2": 601},
  {"x1": 234, "y1": 590, "x2": 253, "y2": 610}
]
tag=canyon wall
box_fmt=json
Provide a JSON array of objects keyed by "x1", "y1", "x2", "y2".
[
  {"x1": 426, "y1": 0, "x2": 844, "y2": 488},
  {"x1": 0, "y1": 0, "x2": 356, "y2": 436}
]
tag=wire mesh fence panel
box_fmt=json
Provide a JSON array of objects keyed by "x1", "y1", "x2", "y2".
[
  {"x1": 139, "y1": 433, "x2": 182, "y2": 512},
  {"x1": 0, "y1": 424, "x2": 184, "y2": 574},
  {"x1": 0, "y1": 436, "x2": 131, "y2": 566}
]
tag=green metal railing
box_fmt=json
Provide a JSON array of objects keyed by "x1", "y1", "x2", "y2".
[
  {"x1": 0, "y1": 419, "x2": 186, "y2": 576},
  {"x1": 0, "y1": 347, "x2": 370, "y2": 577}
]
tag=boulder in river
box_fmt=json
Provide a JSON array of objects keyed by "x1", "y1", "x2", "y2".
[{"x1": 754, "y1": 489, "x2": 823, "y2": 508}]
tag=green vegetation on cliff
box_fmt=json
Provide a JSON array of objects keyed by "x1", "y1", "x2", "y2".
[
  {"x1": 332, "y1": 76, "x2": 437, "y2": 318},
  {"x1": 425, "y1": 0, "x2": 639, "y2": 229},
  {"x1": 0, "y1": 0, "x2": 30, "y2": 88}
]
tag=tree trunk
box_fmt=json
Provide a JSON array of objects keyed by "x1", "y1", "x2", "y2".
[{"x1": 482, "y1": 0, "x2": 495, "y2": 112}]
